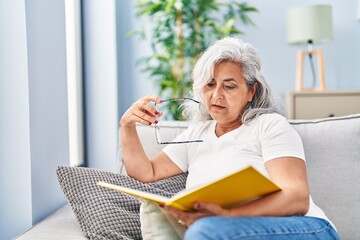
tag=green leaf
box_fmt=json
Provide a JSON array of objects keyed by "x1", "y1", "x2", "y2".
[
  {"x1": 131, "y1": 0, "x2": 258, "y2": 119},
  {"x1": 164, "y1": 0, "x2": 176, "y2": 12},
  {"x1": 137, "y1": 2, "x2": 163, "y2": 16},
  {"x1": 223, "y1": 18, "x2": 236, "y2": 31}
]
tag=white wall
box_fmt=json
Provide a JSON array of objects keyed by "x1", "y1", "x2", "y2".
[{"x1": 117, "y1": 0, "x2": 360, "y2": 115}]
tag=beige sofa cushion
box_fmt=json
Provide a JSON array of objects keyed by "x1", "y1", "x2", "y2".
[
  {"x1": 16, "y1": 204, "x2": 87, "y2": 240},
  {"x1": 289, "y1": 114, "x2": 360, "y2": 239}
]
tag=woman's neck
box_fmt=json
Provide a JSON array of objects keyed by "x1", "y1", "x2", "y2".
[{"x1": 215, "y1": 120, "x2": 242, "y2": 137}]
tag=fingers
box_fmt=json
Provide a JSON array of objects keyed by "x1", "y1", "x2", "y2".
[
  {"x1": 193, "y1": 202, "x2": 229, "y2": 216},
  {"x1": 163, "y1": 202, "x2": 228, "y2": 227},
  {"x1": 133, "y1": 95, "x2": 162, "y2": 123},
  {"x1": 143, "y1": 94, "x2": 162, "y2": 105},
  {"x1": 163, "y1": 205, "x2": 211, "y2": 227},
  {"x1": 120, "y1": 95, "x2": 163, "y2": 127}
]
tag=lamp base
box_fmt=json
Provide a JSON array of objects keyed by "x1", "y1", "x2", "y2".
[{"x1": 296, "y1": 49, "x2": 326, "y2": 92}]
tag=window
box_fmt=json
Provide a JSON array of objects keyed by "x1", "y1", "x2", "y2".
[{"x1": 65, "y1": 0, "x2": 84, "y2": 166}]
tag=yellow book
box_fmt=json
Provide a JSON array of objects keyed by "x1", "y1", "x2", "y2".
[{"x1": 97, "y1": 166, "x2": 281, "y2": 211}]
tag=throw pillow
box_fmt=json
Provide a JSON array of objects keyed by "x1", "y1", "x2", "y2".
[
  {"x1": 140, "y1": 200, "x2": 186, "y2": 240},
  {"x1": 57, "y1": 166, "x2": 187, "y2": 240}
]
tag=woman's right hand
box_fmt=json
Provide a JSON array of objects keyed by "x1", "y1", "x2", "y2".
[{"x1": 120, "y1": 95, "x2": 163, "y2": 128}]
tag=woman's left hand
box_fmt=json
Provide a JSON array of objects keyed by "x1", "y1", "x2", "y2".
[{"x1": 163, "y1": 202, "x2": 229, "y2": 227}]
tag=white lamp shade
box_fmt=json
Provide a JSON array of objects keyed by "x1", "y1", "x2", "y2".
[{"x1": 287, "y1": 5, "x2": 333, "y2": 44}]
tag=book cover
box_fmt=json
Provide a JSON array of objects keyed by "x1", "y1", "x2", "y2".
[{"x1": 97, "y1": 166, "x2": 281, "y2": 211}]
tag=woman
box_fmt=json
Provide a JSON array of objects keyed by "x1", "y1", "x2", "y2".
[{"x1": 120, "y1": 37, "x2": 339, "y2": 239}]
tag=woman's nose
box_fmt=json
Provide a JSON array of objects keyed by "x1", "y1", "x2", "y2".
[{"x1": 212, "y1": 86, "x2": 224, "y2": 99}]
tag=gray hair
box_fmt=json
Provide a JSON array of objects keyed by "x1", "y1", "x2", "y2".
[{"x1": 183, "y1": 37, "x2": 278, "y2": 124}]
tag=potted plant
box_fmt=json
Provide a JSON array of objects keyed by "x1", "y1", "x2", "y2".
[{"x1": 132, "y1": 0, "x2": 258, "y2": 120}]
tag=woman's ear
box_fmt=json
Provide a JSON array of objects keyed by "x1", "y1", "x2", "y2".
[{"x1": 248, "y1": 81, "x2": 258, "y2": 102}]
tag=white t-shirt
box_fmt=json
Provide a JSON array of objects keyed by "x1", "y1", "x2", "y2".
[{"x1": 162, "y1": 113, "x2": 331, "y2": 223}]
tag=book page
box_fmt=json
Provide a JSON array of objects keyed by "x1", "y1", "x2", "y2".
[{"x1": 97, "y1": 182, "x2": 170, "y2": 203}]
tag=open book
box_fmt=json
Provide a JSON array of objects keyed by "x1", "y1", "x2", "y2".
[{"x1": 97, "y1": 166, "x2": 281, "y2": 211}]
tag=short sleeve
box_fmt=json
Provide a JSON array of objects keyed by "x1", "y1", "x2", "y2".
[
  {"x1": 161, "y1": 128, "x2": 192, "y2": 172},
  {"x1": 257, "y1": 114, "x2": 305, "y2": 162},
  {"x1": 161, "y1": 122, "x2": 208, "y2": 172}
]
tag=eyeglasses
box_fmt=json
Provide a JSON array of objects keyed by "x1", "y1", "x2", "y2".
[{"x1": 154, "y1": 98, "x2": 204, "y2": 144}]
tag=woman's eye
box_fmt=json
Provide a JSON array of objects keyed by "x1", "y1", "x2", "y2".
[
  {"x1": 225, "y1": 85, "x2": 236, "y2": 90},
  {"x1": 206, "y1": 83, "x2": 215, "y2": 88}
]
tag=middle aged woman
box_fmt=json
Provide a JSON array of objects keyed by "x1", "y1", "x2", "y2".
[{"x1": 120, "y1": 37, "x2": 339, "y2": 239}]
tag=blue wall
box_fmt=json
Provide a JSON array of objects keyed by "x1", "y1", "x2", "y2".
[
  {"x1": 0, "y1": 0, "x2": 33, "y2": 238},
  {"x1": 0, "y1": 0, "x2": 69, "y2": 239},
  {"x1": 82, "y1": 0, "x2": 120, "y2": 172},
  {"x1": 117, "y1": 0, "x2": 360, "y2": 116},
  {"x1": 242, "y1": 0, "x2": 360, "y2": 98},
  {"x1": 25, "y1": 0, "x2": 70, "y2": 224}
]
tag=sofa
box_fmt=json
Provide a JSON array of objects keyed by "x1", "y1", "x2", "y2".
[{"x1": 16, "y1": 114, "x2": 360, "y2": 239}]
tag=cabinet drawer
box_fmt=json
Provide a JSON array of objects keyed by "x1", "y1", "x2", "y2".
[{"x1": 286, "y1": 91, "x2": 360, "y2": 119}]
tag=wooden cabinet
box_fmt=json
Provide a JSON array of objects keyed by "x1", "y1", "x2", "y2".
[{"x1": 286, "y1": 91, "x2": 360, "y2": 119}]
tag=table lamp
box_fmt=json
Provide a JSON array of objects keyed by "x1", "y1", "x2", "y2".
[{"x1": 287, "y1": 5, "x2": 333, "y2": 91}]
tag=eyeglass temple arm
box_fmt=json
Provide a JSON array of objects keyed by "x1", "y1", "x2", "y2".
[{"x1": 161, "y1": 98, "x2": 200, "y2": 104}]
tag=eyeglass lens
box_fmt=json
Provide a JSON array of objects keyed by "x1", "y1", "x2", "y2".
[{"x1": 154, "y1": 98, "x2": 203, "y2": 144}]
